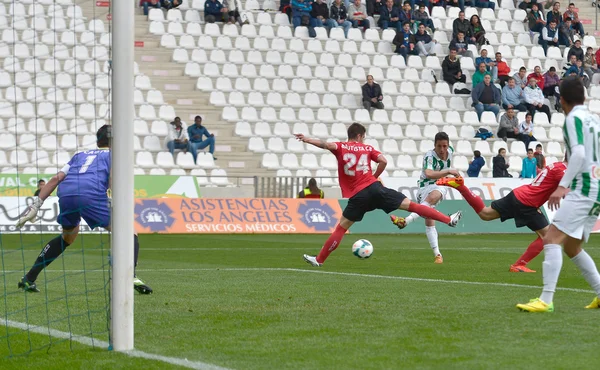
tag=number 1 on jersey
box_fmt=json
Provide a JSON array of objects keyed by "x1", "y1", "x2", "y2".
[
  {"x1": 343, "y1": 153, "x2": 369, "y2": 176},
  {"x1": 79, "y1": 155, "x2": 97, "y2": 174}
]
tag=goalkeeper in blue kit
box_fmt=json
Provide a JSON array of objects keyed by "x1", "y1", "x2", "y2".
[{"x1": 16, "y1": 125, "x2": 152, "y2": 294}]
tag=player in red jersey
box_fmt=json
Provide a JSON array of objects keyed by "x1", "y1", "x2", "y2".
[
  {"x1": 294, "y1": 123, "x2": 463, "y2": 267},
  {"x1": 436, "y1": 160, "x2": 567, "y2": 272}
]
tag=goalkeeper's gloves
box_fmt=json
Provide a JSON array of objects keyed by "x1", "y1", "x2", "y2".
[{"x1": 16, "y1": 197, "x2": 43, "y2": 229}]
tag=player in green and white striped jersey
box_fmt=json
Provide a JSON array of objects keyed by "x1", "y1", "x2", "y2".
[
  {"x1": 400, "y1": 132, "x2": 461, "y2": 264},
  {"x1": 517, "y1": 76, "x2": 600, "y2": 313}
]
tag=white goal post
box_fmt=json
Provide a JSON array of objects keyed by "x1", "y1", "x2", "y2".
[{"x1": 110, "y1": 0, "x2": 135, "y2": 351}]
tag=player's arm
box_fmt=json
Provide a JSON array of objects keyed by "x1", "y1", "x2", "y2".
[
  {"x1": 372, "y1": 154, "x2": 387, "y2": 179},
  {"x1": 423, "y1": 156, "x2": 460, "y2": 179},
  {"x1": 37, "y1": 171, "x2": 67, "y2": 202},
  {"x1": 294, "y1": 134, "x2": 337, "y2": 151}
]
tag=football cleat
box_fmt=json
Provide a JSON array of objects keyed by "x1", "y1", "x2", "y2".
[
  {"x1": 390, "y1": 215, "x2": 407, "y2": 229},
  {"x1": 516, "y1": 298, "x2": 554, "y2": 312},
  {"x1": 133, "y1": 277, "x2": 153, "y2": 294},
  {"x1": 303, "y1": 254, "x2": 322, "y2": 267},
  {"x1": 448, "y1": 211, "x2": 462, "y2": 227},
  {"x1": 434, "y1": 254, "x2": 443, "y2": 264},
  {"x1": 509, "y1": 264, "x2": 536, "y2": 273},
  {"x1": 585, "y1": 296, "x2": 600, "y2": 309},
  {"x1": 18, "y1": 277, "x2": 40, "y2": 293},
  {"x1": 435, "y1": 176, "x2": 464, "y2": 189}
]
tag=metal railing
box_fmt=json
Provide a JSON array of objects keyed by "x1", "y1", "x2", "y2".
[{"x1": 254, "y1": 176, "x2": 339, "y2": 198}]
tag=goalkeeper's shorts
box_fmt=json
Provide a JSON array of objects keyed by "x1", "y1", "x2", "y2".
[{"x1": 57, "y1": 196, "x2": 110, "y2": 229}]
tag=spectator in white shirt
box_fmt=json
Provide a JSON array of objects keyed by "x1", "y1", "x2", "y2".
[
  {"x1": 523, "y1": 77, "x2": 551, "y2": 121},
  {"x1": 518, "y1": 112, "x2": 537, "y2": 151},
  {"x1": 165, "y1": 117, "x2": 191, "y2": 156}
]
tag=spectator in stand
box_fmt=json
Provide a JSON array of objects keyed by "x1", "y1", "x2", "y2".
[
  {"x1": 165, "y1": 117, "x2": 191, "y2": 157},
  {"x1": 546, "y1": 1, "x2": 562, "y2": 25},
  {"x1": 542, "y1": 66, "x2": 561, "y2": 110},
  {"x1": 527, "y1": 65, "x2": 545, "y2": 90},
  {"x1": 539, "y1": 20, "x2": 559, "y2": 55},
  {"x1": 575, "y1": 59, "x2": 591, "y2": 88},
  {"x1": 498, "y1": 107, "x2": 520, "y2": 141},
  {"x1": 447, "y1": 0, "x2": 470, "y2": 11},
  {"x1": 449, "y1": 31, "x2": 473, "y2": 58},
  {"x1": 563, "y1": 2, "x2": 584, "y2": 36},
  {"x1": 188, "y1": 116, "x2": 217, "y2": 162},
  {"x1": 378, "y1": 0, "x2": 401, "y2": 31},
  {"x1": 513, "y1": 66, "x2": 528, "y2": 89},
  {"x1": 413, "y1": 4, "x2": 435, "y2": 32},
  {"x1": 559, "y1": 18, "x2": 576, "y2": 46},
  {"x1": 469, "y1": 14, "x2": 486, "y2": 47},
  {"x1": 362, "y1": 75, "x2": 384, "y2": 110},
  {"x1": 222, "y1": 0, "x2": 243, "y2": 24},
  {"x1": 393, "y1": 22, "x2": 416, "y2": 61},
  {"x1": 562, "y1": 54, "x2": 578, "y2": 76},
  {"x1": 467, "y1": 150, "x2": 485, "y2": 177},
  {"x1": 472, "y1": 62, "x2": 491, "y2": 87},
  {"x1": 34, "y1": 179, "x2": 45, "y2": 197},
  {"x1": 366, "y1": 0, "x2": 382, "y2": 17},
  {"x1": 527, "y1": 3, "x2": 546, "y2": 33},
  {"x1": 348, "y1": 0, "x2": 370, "y2": 30},
  {"x1": 474, "y1": 0, "x2": 494, "y2": 9},
  {"x1": 534, "y1": 143, "x2": 546, "y2": 173},
  {"x1": 493, "y1": 148, "x2": 511, "y2": 178},
  {"x1": 329, "y1": 0, "x2": 352, "y2": 37},
  {"x1": 204, "y1": 0, "x2": 224, "y2": 23},
  {"x1": 475, "y1": 49, "x2": 498, "y2": 82},
  {"x1": 472, "y1": 74, "x2": 501, "y2": 119},
  {"x1": 414, "y1": 23, "x2": 436, "y2": 56},
  {"x1": 502, "y1": 77, "x2": 527, "y2": 111},
  {"x1": 495, "y1": 52, "x2": 511, "y2": 87},
  {"x1": 518, "y1": 0, "x2": 535, "y2": 10},
  {"x1": 519, "y1": 112, "x2": 537, "y2": 151},
  {"x1": 584, "y1": 47, "x2": 600, "y2": 77},
  {"x1": 567, "y1": 39, "x2": 584, "y2": 62},
  {"x1": 524, "y1": 77, "x2": 551, "y2": 120},
  {"x1": 596, "y1": 47, "x2": 600, "y2": 71},
  {"x1": 161, "y1": 0, "x2": 181, "y2": 9},
  {"x1": 399, "y1": 1, "x2": 414, "y2": 29},
  {"x1": 311, "y1": 0, "x2": 330, "y2": 27},
  {"x1": 521, "y1": 149, "x2": 538, "y2": 178},
  {"x1": 140, "y1": 0, "x2": 161, "y2": 15},
  {"x1": 452, "y1": 11, "x2": 471, "y2": 38},
  {"x1": 442, "y1": 48, "x2": 466, "y2": 85},
  {"x1": 292, "y1": 0, "x2": 314, "y2": 28},
  {"x1": 280, "y1": 0, "x2": 293, "y2": 22}
]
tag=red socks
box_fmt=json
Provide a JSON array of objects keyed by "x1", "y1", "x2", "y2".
[
  {"x1": 316, "y1": 224, "x2": 348, "y2": 264},
  {"x1": 455, "y1": 184, "x2": 485, "y2": 214},
  {"x1": 407, "y1": 202, "x2": 450, "y2": 224},
  {"x1": 514, "y1": 237, "x2": 544, "y2": 266}
]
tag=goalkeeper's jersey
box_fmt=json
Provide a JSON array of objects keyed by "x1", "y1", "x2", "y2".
[
  {"x1": 563, "y1": 105, "x2": 600, "y2": 200},
  {"x1": 418, "y1": 147, "x2": 454, "y2": 188},
  {"x1": 57, "y1": 149, "x2": 111, "y2": 199}
]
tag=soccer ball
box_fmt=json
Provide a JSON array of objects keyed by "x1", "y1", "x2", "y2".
[{"x1": 352, "y1": 239, "x2": 373, "y2": 259}]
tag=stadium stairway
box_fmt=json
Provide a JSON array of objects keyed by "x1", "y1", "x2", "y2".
[{"x1": 78, "y1": 0, "x2": 272, "y2": 181}]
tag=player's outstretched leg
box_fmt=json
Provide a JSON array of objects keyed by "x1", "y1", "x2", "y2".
[
  {"x1": 390, "y1": 201, "x2": 461, "y2": 229},
  {"x1": 436, "y1": 177, "x2": 485, "y2": 214},
  {"x1": 304, "y1": 222, "x2": 350, "y2": 267},
  {"x1": 133, "y1": 234, "x2": 153, "y2": 294},
  {"x1": 510, "y1": 237, "x2": 544, "y2": 273},
  {"x1": 18, "y1": 234, "x2": 73, "y2": 293}
]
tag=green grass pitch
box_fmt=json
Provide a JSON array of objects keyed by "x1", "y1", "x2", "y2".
[{"x1": 1, "y1": 233, "x2": 600, "y2": 369}]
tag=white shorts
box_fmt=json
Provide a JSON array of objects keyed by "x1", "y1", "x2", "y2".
[
  {"x1": 552, "y1": 191, "x2": 599, "y2": 242},
  {"x1": 417, "y1": 184, "x2": 448, "y2": 205}
]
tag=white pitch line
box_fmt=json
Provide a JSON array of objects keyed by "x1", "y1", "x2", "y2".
[
  {"x1": 2, "y1": 267, "x2": 594, "y2": 294},
  {"x1": 1, "y1": 319, "x2": 230, "y2": 370}
]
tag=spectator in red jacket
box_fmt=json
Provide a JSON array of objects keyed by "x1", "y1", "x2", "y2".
[
  {"x1": 495, "y1": 52, "x2": 511, "y2": 87},
  {"x1": 563, "y1": 2, "x2": 584, "y2": 36},
  {"x1": 595, "y1": 48, "x2": 600, "y2": 66},
  {"x1": 527, "y1": 66, "x2": 545, "y2": 90}
]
